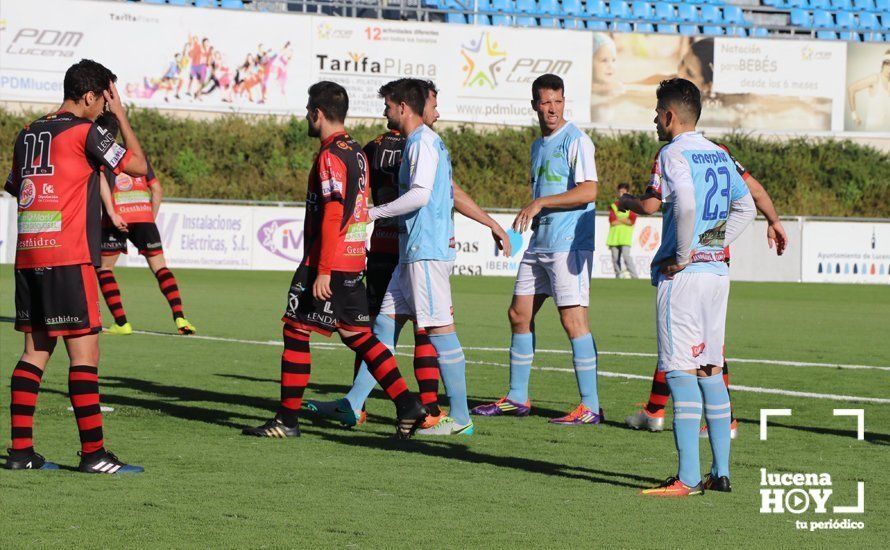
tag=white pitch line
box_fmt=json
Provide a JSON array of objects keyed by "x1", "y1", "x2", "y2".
[{"x1": 129, "y1": 330, "x2": 890, "y2": 405}]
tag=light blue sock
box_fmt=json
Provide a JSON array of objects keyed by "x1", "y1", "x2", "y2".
[
  {"x1": 345, "y1": 316, "x2": 403, "y2": 412},
  {"x1": 699, "y1": 374, "x2": 732, "y2": 478},
  {"x1": 666, "y1": 370, "x2": 703, "y2": 487},
  {"x1": 505, "y1": 332, "x2": 534, "y2": 404},
  {"x1": 429, "y1": 332, "x2": 469, "y2": 425},
  {"x1": 571, "y1": 333, "x2": 600, "y2": 412}
]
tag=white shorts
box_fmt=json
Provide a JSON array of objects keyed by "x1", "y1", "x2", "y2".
[
  {"x1": 656, "y1": 271, "x2": 729, "y2": 372},
  {"x1": 513, "y1": 250, "x2": 592, "y2": 307},
  {"x1": 379, "y1": 260, "x2": 454, "y2": 328}
]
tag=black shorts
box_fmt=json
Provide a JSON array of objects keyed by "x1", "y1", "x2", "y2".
[
  {"x1": 15, "y1": 264, "x2": 102, "y2": 337},
  {"x1": 365, "y1": 252, "x2": 399, "y2": 316},
  {"x1": 101, "y1": 223, "x2": 163, "y2": 257},
  {"x1": 281, "y1": 265, "x2": 371, "y2": 336}
]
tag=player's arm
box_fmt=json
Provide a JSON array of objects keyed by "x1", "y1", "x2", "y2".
[
  {"x1": 744, "y1": 174, "x2": 787, "y2": 255},
  {"x1": 312, "y1": 151, "x2": 348, "y2": 301},
  {"x1": 514, "y1": 134, "x2": 598, "y2": 233},
  {"x1": 145, "y1": 163, "x2": 162, "y2": 219},
  {"x1": 724, "y1": 178, "x2": 757, "y2": 247},
  {"x1": 847, "y1": 75, "x2": 877, "y2": 126},
  {"x1": 99, "y1": 170, "x2": 127, "y2": 231},
  {"x1": 617, "y1": 191, "x2": 661, "y2": 216},
  {"x1": 453, "y1": 180, "x2": 511, "y2": 256},
  {"x1": 104, "y1": 81, "x2": 148, "y2": 176},
  {"x1": 368, "y1": 140, "x2": 436, "y2": 221}
]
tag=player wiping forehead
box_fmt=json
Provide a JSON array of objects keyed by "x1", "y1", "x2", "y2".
[
  {"x1": 307, "y1": 80, "x2": 511, "y2": 432},
  {"x1": 619, "y1": 78, "x2": 756, "y2": 497},
  {"x1": 472, "y1": 74, "x2": 604, "y2": 425}
]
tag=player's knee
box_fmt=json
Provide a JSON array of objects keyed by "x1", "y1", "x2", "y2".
[
  {"x1": 558, "y1": 310, "x2": 588, "y2": 338},
  {"x1": 508, "y1": 306, "x2": 531, "y2": 331}
]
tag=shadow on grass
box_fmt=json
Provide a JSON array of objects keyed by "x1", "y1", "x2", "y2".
[
  {"x1": 42, "y1": 376, "x2": 658, "y2": 489},
  {"x1": 735, "y1": 417, "x2": 889, "y2": 446}
]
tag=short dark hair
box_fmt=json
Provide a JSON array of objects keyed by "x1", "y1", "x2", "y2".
[
  {"x1": 308, "y1": 81, "x2": 349, "y2": 123},
  {"x1": 381, "y1": 78, "x2": 426, "y2": 116},
  {"x1": 417, "y1": 79, "x2": 438, "y2": 97},
  {"x1": 656, "y1": 78, "x2": 702, "y2": 123},
  {"x1": 63, "y1": 59, "x2": 117, "y2": 102},
  {"x1": 532, "y1": 73, "x2": 564, "y2": 102},
  {"x1": 617, "y1": 183, "x2": 630, "y2": 192}
]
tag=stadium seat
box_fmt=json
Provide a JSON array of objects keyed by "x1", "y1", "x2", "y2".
[
  {"x1": 587, "y1": 20, "x2": 609, "y2": 29},
  {"x1": 685, "y1": 0, "x2": 705, "y2": 4},
  {"x1": 813, "y1": 10, "x2": 834, "y2": 28},
  {"x1": 611, "y1": 1, "x2": 631, "y2": 19},
  {"x1": 564, "y1": 17, "x2": 586, "y2": 28},
  {"x1": 637, "y1": 23, "x2": 656, "y2": 32},
  {"x1": 491, "y1": 14, "x2": 512, "y2": 25},
  {"x1": 539, "y1": 16, "x2": 561, "y2": 27},
  {"x1": 538, "y1": 0, "x2": 562, "y2": 15},
  {"x1": 142, "y1": 0, "x2": 165, "y2": 4},
  {"x1": 562, "y1": 0, "x2": 584, "y2": 15},
  {"x1": 516, "y1": 15, "x2": 538, "y2": 26},
  {"x1": 840, "y1": 30, "x2": 861, "y2": 40},
  {"x1": 875, "y1": 0, "x2": 889, "y2": 12},
  {"x1": 654, "y1": 2, "x2": 677, "y2": 21},
  {"x1": 658, "y1": 23, "x2": 679, "y2": 33},
  {"x1": 475, "y1": 14, "x2": 492, "y2": 24},
  {"x1": 168, "y1": 0, "x2": 189, "y2": 6},
  {"x1": 817, "y1": 30, "x2": 839, "y2": 38},
  {"x1": 446, "y1": 12, "x2": 468, "y2": 23},
  {"x1": 723, "y1": 6, "x2": 745, "y2": 24},
  {"x1": 750, "y1": 26, "x2": 770, "y2": 37},
  {"x1": 515, "y1": 0, "x2": 536, "y2": 13},
  {"x1": 790, "y1": 8, "x2": 811, "y2": 26},
  {"x1": 788, "y1": 0, "x2": 807, "y2": 7},
  {"x1": 858, "y1": 12, "x2": 879, "y2": 29},
  {"x1": 489, "y1": 0, "x2": 515, "y2": 11},
  {"x1": 194, "y1": 0, "x2": 217, "y2": 7},
  {"x1": 702, "y1": 25, "x2": 725, "y2": 34},
  {"x1": 585, "y1": 0, "x2": 608, "y2": 17},
  {"x1": 853, "y1": 0, "x2": 875, "y2": 9},
  {"x1": 700, "y1": 5, "x2": 721, "y2": 23},
  {"x1": 762, "y1": 0, "x2": 782, "y2": 6},
  {"x1": 678, "y1": 4, "x2": 699, "y2": 22},
  {"x1": 836, "y1": 11, "x2": 855, "y2": 28},
  {"x1": 882, "y1": 14, "x2": 890, "y2": 30},
  {"x1": 612, "y1": 22, "x2": 634, "y2": 32},
  {"x1": 631, "y1": 1, "x2": 654, "y2": 19},
  {"x1": 809, "y1": 0, "x2": 831, "y2": 8},
  {"x1": 727, "y1": 26, "x2": 748, "y2": 36},
  {"x1": 830, "y1": 0, "x2": 852, "y2": 8},
  {"x1": 220, "y1": 0, "x2": 244, "y2": 8},
  {"x1": 679, "y1": 24, "x2": 700, "y2": 35}
]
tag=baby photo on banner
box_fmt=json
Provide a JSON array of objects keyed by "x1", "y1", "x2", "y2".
[{"x1": 589, "y1": 33, "x2": 847, "y2": 132}]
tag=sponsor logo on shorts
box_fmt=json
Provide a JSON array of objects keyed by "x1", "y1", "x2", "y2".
[
  {"x1": 357, "y1": 314, "x2": 370, "y2": 322},
  {"x1": 307, "y1": 312, "x2": 336, "y2": 326},
  {"x1": 286, "y1": 282, "x2": 305, "y2": 316},
  {"x1": 45, "y1": 314, "x2": 81, "y2": 326},
  {"x1": 16, "y1": 309, "x2": 31, "y2": 320},
  {"x1": 19, "y1": 179, "x2": 36, "y2": 209},
  {"x1": 18, "y1": 211, "x2": 61, "y2": 234}
]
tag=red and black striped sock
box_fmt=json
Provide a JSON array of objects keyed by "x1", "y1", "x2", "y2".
[
  {"x1": 413, "y1": 328, "x2": 440, "y2": 413},
  {"x1": 644, "y1": 367, "x2": 669, "y2": 416},
  {"x1": 68, "y1": 365, "x2": 104, "y2": 456},
  {"x1": 10, "y1": 361, "x2": 44, "y2": 453},
  {"x1": 278, "y1": 325, "x2": 311, "y2": 427},
  {"x1": 96, "y1": 268, "x2": 128, "y2": 326},
  {"x1": 341, "y1": 331, "x2": 411, "y2": 407},
  {"x1": 154, "y1": 267, "x2": 184, "y2": 320},
  {"x1": 723, "y1": 361, "x2": 735, "y2": 423}
]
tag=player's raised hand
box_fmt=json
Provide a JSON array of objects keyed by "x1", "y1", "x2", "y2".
[
  {"x1": 103, "y1": 81, "x2": 126, "y2": 117},
  {"x1": 313, "y1": 273, "x2": 333, "y2": 301},
  {"x1": 491, "y1": 223, "x2": 512, "y2": 257},
  {"x1": 767, "y1": 221, "x2": 787, "y2": 256},
  {"x1": 513, "y1": 199, "x2": 542, "y2": 233}
]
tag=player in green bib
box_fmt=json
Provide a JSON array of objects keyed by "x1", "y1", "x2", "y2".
[{"x1": 607, "y1": 183, "x2": 638, "y2": 279}]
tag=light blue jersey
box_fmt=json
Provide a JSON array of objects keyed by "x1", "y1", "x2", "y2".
[
  {"x1": 398, "y1": 125, "x2": 456, "y2": 263},
  {"x1": 527, "y1": 122, "x2": 598, "y2": 253},
  {"x1": 648, "y1": 132, "x2": 751, "y2": 285}
]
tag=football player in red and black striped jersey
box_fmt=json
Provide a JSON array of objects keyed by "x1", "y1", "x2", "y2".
[{"x1": 4, "y1": 60, "x2": 149, "y2": 474}]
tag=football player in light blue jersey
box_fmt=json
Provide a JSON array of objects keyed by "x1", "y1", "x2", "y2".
[
  {"x1": 619, "y1": 78, "x2": 756, "y2": 497},
  {"x1": 471, "y1": 74, "x2": 604, "y2": 426},
  {"x1": 365, "y1": 79, "x2": 475, "y2": 436}
]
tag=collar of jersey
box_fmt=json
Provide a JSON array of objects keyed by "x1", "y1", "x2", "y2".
[
  {"x1": 670, "y1": 130, "x2": 699, "y2": 143},
  {"x1": 320, "y1": 130, "x2": 348, "y2": 148},
  {"x1": 541, "y1": 121, "x2": 571, "y2": 142}
]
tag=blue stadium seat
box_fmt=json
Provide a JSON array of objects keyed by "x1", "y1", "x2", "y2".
[
  {"x1": 813, "y1": 10, "x2": 834, "y2": 28},
  {"x1": 637, "y1": 23, "x2": 656, "y2": 32},
  {"x1": 168, "y1": 0, "x2": 189, "y2": 6},
  {"x1": 611, "y1": 21, "x2": 634, "y2": 31},
  {"x1": 447, "y1": 12, "x2": 468, "y2": 23},
  {"x1": 839, "y1": 31, "x2": 861, "y2": 40},
  {"x1": 702, "y1": 0, "x2": 723, "y2": 4},
  {"x1": 702, "y1": 25, "x2": 725, "y2": 34},
  {"x1": 587, "y1": 20, "x2": 609, "y2": 29},
  {"x1": 564, "y1": 18, "x2": 586, "y2": 28},
  {"x1": 586, "y1": 0, "x2": 609, "y2": 17},
  {"x1": 220, "y1": 0, "x2": 244, "y2": 8},
  {"x1": 195, "y1": 0, "x2": 217, "y2": 7},
  {"x1": 701, "y1": 5, "x2": 721, "y2": 23},
  {"x1": 790, "y1": 8, "x2": 811, "y2": 26},
  {"x1": 727, "y1": 26, "x2": 747, "y2": 36},
  {"x1": 788, "y1": 0, "x2": 807, "y2": 8},
  {"x1": 685, "y1": 0, "x2": 705, "y2": 4},
  {"x1": 611, "y1": 1, "x2": 631, "y2": 19},
  {"x1": 830, "y1": 0, "x2": 852, "y2": 8},
  {"x1": 632, "y1": 1, "x2": 654, "y2": 19},
  {"x1": 654, "y1": 2, "x2": 677, "y2": 20},
  {"x1": 515, "y1": 0, "x2": 537, "y2": 13},
  {"x1": 491, "y1": 14, "x2": 512, "y2": 25},
  {"x1": 562, "y1": 0, "x2": 584, "y2": 15},
  {"x1": 875, "y1": 0, "x2": 890, "y2": 12},
  {"x1": 678, "y1": 4, "x2": 699, "y2": 22},
  {"x1": 658, "y1": 23, "x2": 679, "y2": 33},
  {"x1": 516, "y1": 15, "x2": 538, "y2": 25},
  {"x1": 539, "y1": 16, "x2": 561, "y2": 27},
  {"x1": 723, "y1": 6, "x2": 745, "y2": 24},
  {"x1": 817, "y1": 30, "x2": 839, "y2": 38},
  {"x1": 859, "y1": 13, "x2": 879, "y2": 29},
  {"x1": 679, "y1": 24, "x2": 700, "y2": 35},
  {"x1": 762, "y1": 0, "x2": 782, "y2": 6},
  {"x1": 750, "y1": 27, "x2": 770, "y2": 37},
  {"x1": 836, "y1": 12, "x2": 855, "y2": 29},
  {"x1": 853, "y1": 0, "x2": 875, "y2": 10},
  {"x1": 809, "y1": 0, "x2": 831, "y2": 8},
  {"x1": 489, "y1": 0, "x2": 515, "y2": 11},
  {"x1": 882, "y1": 14, "x2": 890, "y2": 30},
  {"x1": 142, "y1": 0, "x2": 165, "y2": 4},
  {"x1": 538, "y1": 0, "x2": 561, "y2": 15},
  {"x1": 475, "y1": 14, "x2": 492, "y2": 25}
]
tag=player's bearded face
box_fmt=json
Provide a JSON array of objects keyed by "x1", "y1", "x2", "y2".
[
  {"x1": 383, "y1": 97, "x2": 399, "y2": 131},
  {"x1": 422, "y1": 92, "x2": 440, "y2": 128},
  {"x1": 654, "y1": 106, "x2": 670, "y2": 142},
  {"x1": 306, "y1": 105, "x2": 321, "y2": 137}
]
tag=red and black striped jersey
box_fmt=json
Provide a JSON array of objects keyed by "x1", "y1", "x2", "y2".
[
  {"x1": 363, "y1": 131, "x2": 405, "y2": 256},
  {"x1": 106, "y1": 160, "x2": 157, "y2": 225},
  {"x1": 8, "y1": 111, "x2": 132, "y2": 268},
  {"x1": 302, "y1": 131, "x2": 370, "y2": 274}
]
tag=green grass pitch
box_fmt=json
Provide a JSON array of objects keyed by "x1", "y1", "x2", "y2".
[{"x1": 1, "y1": 268, "x2": 888, "y2": 547}]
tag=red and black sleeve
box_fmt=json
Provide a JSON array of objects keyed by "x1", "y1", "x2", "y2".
[
  {"x1": 84, "y1": 123, "x2": 132, "y2": 175},
  {"x1": 717, "y1": 143, "x2": 751, "y2": 181}
]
